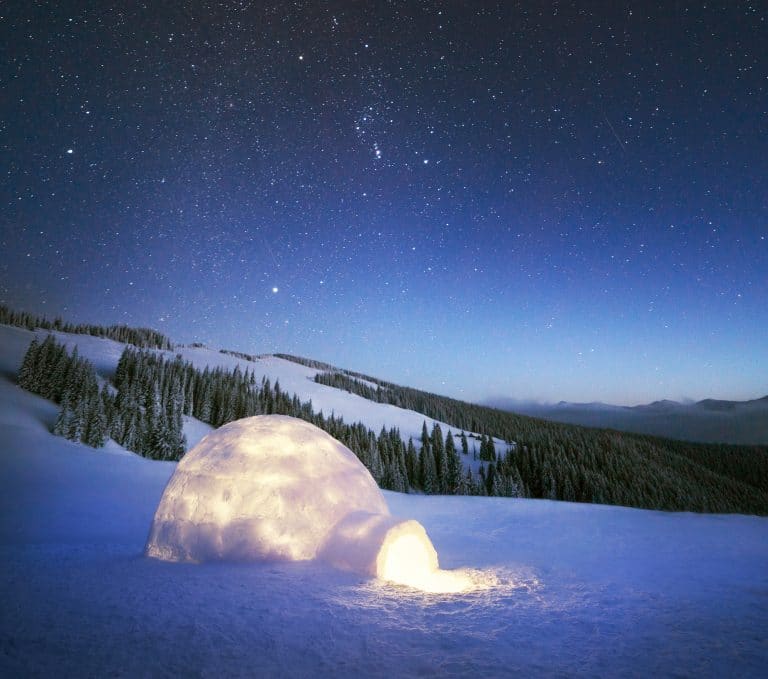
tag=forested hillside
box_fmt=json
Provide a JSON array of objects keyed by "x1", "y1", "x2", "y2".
[
  {"x1": 13, "y1": 331, "x2": 768, "y2": 515},
  {"x1": 0, "y1": 304, "x2": 172, "y2": 349},
  {"x1": 6, "y1": 303, "x2": 768, "y2": 516},
  {"x1": 312, "y1": 366, "x2": 768, "y2": 514},
  {"x1": 17, "y1": 337, "x2": 476, "y2": 495}
]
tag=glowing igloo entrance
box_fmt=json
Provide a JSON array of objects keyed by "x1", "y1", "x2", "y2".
[{"x1": 146, "y1": 415, "x2": 472, "y2": 593}]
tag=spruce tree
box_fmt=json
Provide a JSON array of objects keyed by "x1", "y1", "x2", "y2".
[
  {"x1": 84, "y1": 390, "x2": 107, "y2": 448},
  {"x1": 477, "y1": 465, "x2": 488, "y2": 496},
  {"x1": 431, "y1": 423, "x2": 446, "y2": 492},
  {"x1": 369, "y1": 436, "x2": 383, "y2": 484},
  {"x1": 50, "y1": 346, "x2": 73, "y2": 402},
  {"x1": 53, "y1": 391, "x2": 74, "y2": 438},
  {"x1": 485, "y1": 462, "x2": 497, "y2": 495},
  {"x1": 405, "y1": 438, "x2": 419, "y2": 489},
  {"x1": 70, "y1": 394, "x2": 87, "y2": 443},
  {"x1": 420, "y1": 421, "x2": 431, "y2": 455},
  {"x1": 480, "y1": 434, "x2": 496, "y2": 462},
  {"x1": 445, "y1": 430, "x2": 462, "y2": 494},
  {"x1": 17, "y1": 338, "x2": 41, "y2": 391},
  {"x1": 419, "y1": 444, "x2": 437, "y2": 494}
]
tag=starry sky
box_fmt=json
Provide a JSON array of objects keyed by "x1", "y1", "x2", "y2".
[{"x1": 1, "y1": 2, "x2": 766, "y2": 406}]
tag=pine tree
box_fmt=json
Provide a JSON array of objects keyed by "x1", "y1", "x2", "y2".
[
  {"x1": 485, "y1": 461, "x2": 497, "y2": 495},
  {"x1": 33, "y1": 335, "x2": 59, "y2": 396},
  {"x1": 59, "y1": 346, "x2": 80, "y2": 402},
  {"x1": 420, "y1": 421, "x2": 431, "y2": 454},
  {"x1": 53, "y1": 391, "x2": 74, "y2": 438},
  {"x1": 17, "y1": 338, "x2": 41, "y2": 391},
  {"x1": 50, "y1": 345, "x2": 73, "y2": 402},
  {"x1": 405, "y1": 438, "x2": 419, "y2": 489},
  {"x1": 477, "y1": 465, "x2": 488, "y2": 496},
  {"x1": 431, "y1": 423, "x2": 447, "y2": 493},
  {"x1": 445, "y1": 430, "x2": 462, "y2": 494},
  {"x1": 70, "y1": 393, "x2": 87, "y2": 443},
  {"x1": 39, "y1": 336, "x2": 65, "y2": 399},
  {"x1": 419, "y1": 444, "x2": 437, "y2": 494},
  {"x1": 463, "y1": 468, "x2": 474, "y2": 495},
  {"x1": 480, "y1": 434, "x2": 496, "y2": 462},
  {"x1": 84, "y1": 390, "x2": 107, "y2": 448},
  {"x1": 369, "y1": 436, "x2": 383, "y2": 484},
  {"x1": 119, "y1": 408, "x2": 140, "y2": 451},
  {"x1": 457, "y1": 468, "x2": 470, "y2": 495}
]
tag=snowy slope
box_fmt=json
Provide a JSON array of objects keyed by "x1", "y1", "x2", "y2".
[
  {"x1": 175, "y1": 344, "x2": 508, "y2": 456},
  {"x1": 6, "y1": 324, "x2": 507, "y2": 467},
  {"x1": 1, "y1": 324, "x2": 768, "y2": 676}
]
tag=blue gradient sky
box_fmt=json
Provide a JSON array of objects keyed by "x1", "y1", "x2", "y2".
[{"x1": 1, "y1": 2, "x2": 766, "y2": 405}]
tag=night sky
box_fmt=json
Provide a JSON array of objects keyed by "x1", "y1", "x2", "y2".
[{"x1": 2, "y1": 2, "x2": 766, "y2": 405}]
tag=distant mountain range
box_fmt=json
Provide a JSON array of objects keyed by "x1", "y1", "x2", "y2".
[{"x1": 485, "y1": 396, "x2": 768, "y2": 445}]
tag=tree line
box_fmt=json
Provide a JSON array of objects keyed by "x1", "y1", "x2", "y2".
[
  {"x1": 1, "y1": 304, "x2": 172, "y2": 349},
  {"x1": 312, "y1": 368, "x2": 768, "y2": 514},
  {"x1": 15, "y1": 334, "x2": 768, "y2": 514},
  {"x1": 18, "y1": 337, "x2": 523, "y2": 495},
  {"x1": 18, "y1": 335, "x2": 111, "y2": 447}
]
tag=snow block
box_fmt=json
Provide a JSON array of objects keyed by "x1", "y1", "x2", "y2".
[
  {"x1": 319, "y1": 511, "x2": 439, "y2": 578},
  {"x1": 146, "y1": 415, "x2": 472, "y2": 592},
  {"x1": 145, "y1": 415, "x2": 388, "y2": 563}
]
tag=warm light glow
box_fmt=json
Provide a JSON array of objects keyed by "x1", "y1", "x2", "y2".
[
  {"x1": 378, "y1": 533, "x2": 435, "y2": 585},
  {"x1": 146, "y1": 416, "x2": 389, "y2": 563},
  {"x1": 376, "y1": 527, "x2": 475, "y2": 594},
  {"x1": 147, "y1": 416, "x2": 489, "y2": 595}
]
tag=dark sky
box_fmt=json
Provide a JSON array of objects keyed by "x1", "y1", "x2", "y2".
[{"x1": 1, "y1": 1, "x2": 766, "y2": 404}]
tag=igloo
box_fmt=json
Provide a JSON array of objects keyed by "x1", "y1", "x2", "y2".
[{"x1": 146, "y1": 415, "x2": 472, "y2": 592}]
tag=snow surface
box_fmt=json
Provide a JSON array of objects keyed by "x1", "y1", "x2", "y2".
[
  {"x1": 182, "y1": 414, "x2": 214, "y2": 450},
  {"x1": 170, "y1": 345, "x2": 513, "y2": 466},
  {"x1": 4, "y1": 325, "x2": 509, "y2": 469},
  {"x1": 2, "y1": 324, "x2": 768, "y2": 676}
]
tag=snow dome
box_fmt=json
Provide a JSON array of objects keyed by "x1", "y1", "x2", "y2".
[{"x1": 146, "y1": 415, "x2": 472, "y2": 592}]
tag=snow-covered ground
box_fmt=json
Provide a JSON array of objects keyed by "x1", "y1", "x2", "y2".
[
  {"x1": 1, "y1": 325, "x2": 768, "y2": 676},
  {"x1": 11, "y1": 324, "x2": 508, "y2": 464}
]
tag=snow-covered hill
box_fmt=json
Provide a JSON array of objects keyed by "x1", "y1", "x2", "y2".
[
  {"x1": 2, "y1": 325, "x2": 768, "y2": 676},
  {"x1": 4, "y1": 324, "x2": 508, "y2": 465}
]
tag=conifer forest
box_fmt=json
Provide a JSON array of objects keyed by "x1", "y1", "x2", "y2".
[{"x1": 10, "y1": 310, "x2": 768, "y2": 515}]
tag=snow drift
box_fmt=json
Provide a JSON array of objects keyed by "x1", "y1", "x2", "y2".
[{"x1": 146, "y1": 415, "x2": 471, "y2": 592}]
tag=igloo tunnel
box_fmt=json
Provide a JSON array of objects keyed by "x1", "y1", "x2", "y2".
[{"x1": 145, "y1": 415, "x2": 472, "y2": 592}]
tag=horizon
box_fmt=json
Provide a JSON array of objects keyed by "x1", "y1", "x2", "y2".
[{"x1": 1, "y1": 3, "x2": 765, "y2": 407}]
